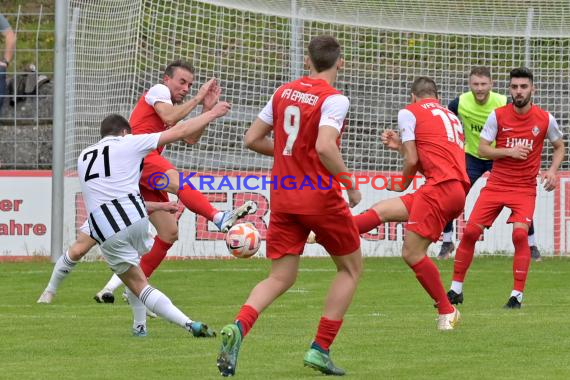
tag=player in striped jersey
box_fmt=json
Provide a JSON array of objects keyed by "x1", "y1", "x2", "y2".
[
  {"x1": 38, "y1": 63, "x2": 255, "y2": 305},
  {"x1": 75, "y1": 105, "x2": 229, "y2": 337}
]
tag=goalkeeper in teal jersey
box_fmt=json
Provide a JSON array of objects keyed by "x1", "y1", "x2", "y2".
[{"x1": 438, "y1": 66, "x2": 540, "y2": 261}]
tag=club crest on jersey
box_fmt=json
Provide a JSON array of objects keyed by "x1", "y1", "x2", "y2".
[{"x1": 532, "y1": 126, "x2": 540, "y2": 136}]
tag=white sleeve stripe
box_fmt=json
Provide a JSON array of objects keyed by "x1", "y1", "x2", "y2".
[
  {"x1": 547, "y1": 113, "x2": 563, "y2": 142},
  {"x1": 258, "y1": 96, "x2": 274, "y2": 126},
  {"x1": 145, "y1": 84, "x2": 173, "y2": 106},
  {"x1": 398, "y1": 109, "x2": 416, "y2": 142},
  {"x1": 480, "y1": 111, "x2": 498, "y2": 142},
  {"x1": 319, "y1": 94, "x2": 349, "y2": 133}
]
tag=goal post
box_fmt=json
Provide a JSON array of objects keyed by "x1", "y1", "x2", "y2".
[{"x1": 62, "y1": 0, "x2": 570, "y2": 258}]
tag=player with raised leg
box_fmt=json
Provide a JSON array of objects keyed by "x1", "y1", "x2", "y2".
[
  {"x1": 217, "y1": 35, "x2": 362, "y2": 377},
  {"x1": 447, "y1": 67, "x2": 564, "y2": 308},
  {"x1": 310, "y1": 77, "x2": 469, "y2": 330},
  {"x1": 38, "y1": 61, "x2": 254, "y2": 305},
  {"x1": 77, "y1": 109, "x2": 230, "y2": 337},
  {"x1": 93, "y1": 61, "x2": 255, "y2": 302}
]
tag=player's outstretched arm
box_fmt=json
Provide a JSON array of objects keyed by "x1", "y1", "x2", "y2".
[
  {"x1": 316, "y1": 126, "x2": 361, "y2": 207},
  {"x1": 478, "y1": 138, "x2": 530, "y2": 160},
  {"x1": 157, "y1": 101, "x2": 231, "y2": 147},
  {"x1": 182, "y1": 80, "x2": 223, "y2": 144},
  {"x1": 540, "y1": 138, "x2": 565, "y2": 191},
  {"x1": 155, "y1": 78, "x2": 217, "y2": 127},
  {"x1": 244, "y1": 118, "x2": 274, "y2": 156}
]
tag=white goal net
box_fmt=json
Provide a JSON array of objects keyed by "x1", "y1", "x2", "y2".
[{"x1": 63, "y1": 0, "x2": 570, "y2": 258}]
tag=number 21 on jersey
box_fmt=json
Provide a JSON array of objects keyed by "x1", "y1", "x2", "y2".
[
  {"x1": 82, "y1": 145, "x2": 111, "y2": 182},
  {"x1": 431, "y1": 109, "x2": 464, "y2": 148},
  {"x1": 283, "y1": 105, "x2": 300, "y2": 155}
]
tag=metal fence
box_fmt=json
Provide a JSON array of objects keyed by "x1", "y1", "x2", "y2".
[{"x1": 0, "y1": 6, "x2": 54, "y2": 169}]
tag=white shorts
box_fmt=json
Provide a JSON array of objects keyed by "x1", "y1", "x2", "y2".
[
  {"x1": 99, "y1": 218, "x2": 154, "y2": 274},
  {"x1": 79, "y1": 220, "x2": 90, "y2": 236}
]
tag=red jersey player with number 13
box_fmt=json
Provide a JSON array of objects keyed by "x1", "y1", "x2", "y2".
[
  {"x1": 336, "y1": 77, "x2": 470, "y2": 331},
  {"x1": 448, "y1": 67, "x2": 565, "y2": 309}
]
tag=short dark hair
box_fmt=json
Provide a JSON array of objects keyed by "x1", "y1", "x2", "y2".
[
  {"x1": 307, "y1": 35, "x2": 341, "y2": 73},
  {"x1": 411, "y1": 76, "x2": 438, "y2": 98},
  {"x1": 164, "y1": 60, "x2": 195, "y2": 78},
  {"x1": 510, "y1": 67, "x2": 533, "y2": 83},
  {"x1": 100, "y1": 114, "x2": 131, "y2": 138},
  {"x1": 469, "y1": 66, "x2": 492, "y2": 79}
]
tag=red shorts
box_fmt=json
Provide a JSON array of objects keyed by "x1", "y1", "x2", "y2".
[
  {"x1": 468, "y1": 186, "x2": 535, "y2": 227},
  {"x1": 139, "y1": 151, "x2": 176, "y2": 203},
  {"x1": 400, "y1": 180, "x2": 467, "y2": 242},
  {"x1": 266, "y1": 207, "x2": 360, "y2": 260}
]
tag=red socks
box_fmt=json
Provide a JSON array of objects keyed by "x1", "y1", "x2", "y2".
[
  {"x1": 410, "y1": 256, "x2": 454, "y2": 315},
  {"x1": 235, "y1": 304, "x2": 259, "y2": 338},
  {"x1": 314, "y1": 317, "x2": 343, "y2": 352},
  {"x1": 234, "y1": 306, "x2": 343, "y2": 352},
  {"x1": 177, "y1": 185, "x2": 218, "y2": 221},
  {"x1": 354, "y1": 210, "x2": 382, "y2": 234},
  {"x1": 140, "y1": 236, "x2": 173, "y2": 278},
  {"x1": 452, "y1": 223, "x2": 482, "y2": 282},
  {"x1": 512, "y1": 227, "x2": 531, "y2": 292}
]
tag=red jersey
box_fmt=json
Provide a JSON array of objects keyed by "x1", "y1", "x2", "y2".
[
  {"x1": 267, "y1": 76, "x2": 347, "y2": 215},
  {"x1": 130, "y1": 87, "x2": 170, "y2": 154},
  {"x1": 483, "y1": 104, "x2": 551, "y2": 191},
  {"x1": 399, "y1": 98, "x2": 470, "y2": 191}
]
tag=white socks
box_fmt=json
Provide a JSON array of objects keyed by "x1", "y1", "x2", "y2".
[
  {"x1": 138, "y1": 285, "x2": 191, "y2": 328},
  {"x1": 212, "y1": 211, "x2": 224, "y2": 224},
  {"x1": 126, "y1": 288, "x2": 147, "y2": 329},
  {"x1": 451, "y1": 281, "x2": 463, "y2": 294},
  {"x1": 442, "y1": 231, "x2": 454, "y2": 243},
  {"x1": 103, "y1": 274, "x2": 124, "y2": 293},
  {"x1": 46, "y1": 250, "x2": 78, "y2": 293}
]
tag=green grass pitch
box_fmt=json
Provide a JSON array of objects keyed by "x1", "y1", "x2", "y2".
[{"x1": 1, "y1": 257, "x2": 570, "y2": 379}]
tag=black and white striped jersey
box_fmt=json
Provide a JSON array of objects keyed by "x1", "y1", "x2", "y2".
[{"x1": 77, "y1": 133, "x2": 161, "y2": 243}]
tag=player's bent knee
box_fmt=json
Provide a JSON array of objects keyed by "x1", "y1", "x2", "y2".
[
  {"x1": 270, "y1": 272, "x2": 297, "y2": 290},
  {"x1": 68, "y1": 234, "x2": 96, "y2": 261},
  {"x1": 68, "y1": 246, "x2": 87, "y2": 261},
  {"x1": 401, "y1": 246, "x2": 421, "y2": 264},
  {"x1": 158, "y1": 231, "x2": 178, "y2": 244},
  {"x1": 165, "y1": 181, "x2": 180, "y2": 194},
  {"x1": 401, "y1": 239, "x2": 426, "y2": 264},
  {"x1": 512, "y1": 228, "x2": 528, "y2": 245},
  {"x1": 463, "y1": 223, "x2": 484, "y2": 242},
  {"x1": 164, "y1": 170, "x2": 180, "y2": 194},
  {"x1": 155, "y1": 225, "x2": 178, "y2": 243},
  {"x1": 335, "y1": 250, "x2": 363, "y2": 280}
]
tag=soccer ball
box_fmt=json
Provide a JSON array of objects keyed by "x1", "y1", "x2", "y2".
[{"x1": 225, "y1": 223, "x2": 261, "y2": 258}]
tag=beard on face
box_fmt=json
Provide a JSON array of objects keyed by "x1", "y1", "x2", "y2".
[{"x1": 512, "y1": 94, "x2": 531, "y2": 108}]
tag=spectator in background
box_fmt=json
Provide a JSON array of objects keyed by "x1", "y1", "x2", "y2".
[{"x1": 0, "y1": 13, "x2": 16, "y2": 113}]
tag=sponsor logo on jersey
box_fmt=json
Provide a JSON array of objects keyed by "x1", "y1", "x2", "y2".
[{"x1": 506, "y1": 137, "x2": 534, "y2": 150}]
